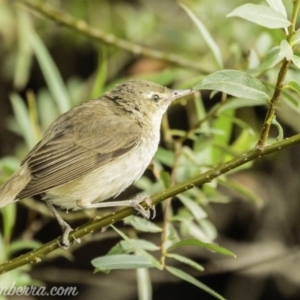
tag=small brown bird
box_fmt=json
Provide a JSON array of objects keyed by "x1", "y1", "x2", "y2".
[{"x1": 0, "y1": 80, "x2": 192, "y2": 247}]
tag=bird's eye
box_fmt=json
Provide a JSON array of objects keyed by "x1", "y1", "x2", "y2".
[{"x1": 151, "y1": 94, "x2": 160, "y2": 102}]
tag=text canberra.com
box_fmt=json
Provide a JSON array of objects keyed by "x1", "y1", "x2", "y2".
[{"x1": 0, "y1": 282, "x2": 79, "y2": 297}]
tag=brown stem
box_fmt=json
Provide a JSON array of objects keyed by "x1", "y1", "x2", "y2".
[
  {"x1": 257, "y1": 0, "x2": 300, "y2": 147},
  {"x1": 256, "y1": 59, "x2": 291, "y2": 148}
]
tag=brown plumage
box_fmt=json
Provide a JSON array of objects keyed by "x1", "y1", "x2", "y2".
[{"x1": 0, "y1": 79, "x2": 192, "y2": 247}]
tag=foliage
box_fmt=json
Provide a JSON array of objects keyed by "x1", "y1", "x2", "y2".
[{"x1": 1, "y1": 0, "x2": 300, "y2": 299}]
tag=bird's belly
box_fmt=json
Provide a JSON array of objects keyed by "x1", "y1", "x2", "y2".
[{"x1": 44, "y1": 139, "x2": 157, "y2": 210}]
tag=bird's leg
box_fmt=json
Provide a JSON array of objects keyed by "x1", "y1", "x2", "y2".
[
  {"x1": 45, "y1": 201, "x2": 74, "y2": 249},
  {"x1": 77, "y1": 195, "x2": 156, "y2": 219}
]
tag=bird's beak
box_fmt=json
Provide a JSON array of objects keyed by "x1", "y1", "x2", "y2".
[{"x1": 171, "y1": 89, "x2": 193, "y2": 101}]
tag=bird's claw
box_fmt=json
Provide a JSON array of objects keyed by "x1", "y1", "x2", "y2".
[{"x1": 130, "y1": 195, "x2": 156, "y2": 219}]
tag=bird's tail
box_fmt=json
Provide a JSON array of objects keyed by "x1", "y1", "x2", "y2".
[{"x1": 0, "y1": 165, "x2": 31, "y2": 208}]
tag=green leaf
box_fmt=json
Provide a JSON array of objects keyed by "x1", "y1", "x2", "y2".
[
  {"x1": 167, "y1": 253, "x2": 204, "y2": 272},
  {"x1": 180, "y1": 219, "x2": 216, "y2": 242},
  {"x1": 179, "y1": 3, "x2": 223, "y2": 69},
  {"x1": 271, "y1": 116, "x2": 284, "y2": 141},
  {"x1": 280, "y1": 92, "x2": 300, "y2": 115},
  {"x1": 219, "y1": 179, "x2": 263, "y2": 207},
  {"x1": 248, "y1": 49, "x2": 260, "y2": 69},
  {"x1": 123, "y1": 216, "x2": 162, "y2": 233},
  {"x1": 167, "y1": 238, "x2": 236, "y2": 257},
  {"x1": 259, "y1": 46, "x2": 283, "y2": 70},
  {"x1": 26, "y1": 28, "x2": 70, "y2": 113},
  {"x1": 10, "y1": 93, "x2": 35, "y2": 148},
  {"x1": 218, "y1": 97, "x2": 267, "y2": 113},
  {"x1": 286, "y1": 81, "x2": 300, "y2": 94},
  {"x1": 266, "y1": 0, "x2": 287, "y2": 18},
  {"x1": 0, "y1": 157, "x2": 20, "y2": 174},
  {"x1": 92, "y1": 254, "x2": 154, "y2": 272},
  {"x1": 14, "y1": 10, "x2": 33, "y2": 89},
  {"x1": 164, "y1": 222, "x2": 181, "y2": 249},
  {"x1": 211, "y1": 110, "x2": 234, "y2": 163},
  {"x1": 166, "y1": 266, "x2": 225, "y2": 300},
  {"x1": 193, "y1": 70, "x2": 270, "y2": 102},
  {"x1": 279, "y1": 40, "x2": 293, "y2": 60},
  {"x1": 160, "y1": 171, "x2": 171, "y2": 189},
  {"x1": 91, "y1": 48, "x2": 107, "y2": 98},
  {"x1": 177, "y1": 194, "x2": 207, "y2": 220},
  {"x1": 292, "y1": 55, "x2": 300, "y2": 68},
  {"x1": 37, "y1": 90, "x2": 59, "y2": 131},
  {"x1": 227, "y1": 4, "x2": 291, "y2": 29},
  {"x1": 292, "y1": 30, "x2": 300, "y2": 45},
  {"x1": 2, "y1": 203, "x2": 16, "y2": 241},
  {"x1": 108, "y1": 239, "x2": 159, "y2": 255},
  {"x1": 111, "y1": 225, "x2": 162, "y2": 269},
  {"x1": 141, "y1": 69, "x2": 177, "y2": 86},
  {"x1": 193, "y1": 92, "x2": 207, "y2": 127},
  {"x1": 229, "y1": 128, "x2": 257, "y2": 154},
  {"x1": 155, "y1": 147, "x2": 174, "y2": 167},
  {"x1": 8, "y1": 240, "x2": 43, "y2": 256}
]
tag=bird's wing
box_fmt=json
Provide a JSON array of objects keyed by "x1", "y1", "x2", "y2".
[{"x1": 17, "y1": 104, "x2": 142, "y2": 199}]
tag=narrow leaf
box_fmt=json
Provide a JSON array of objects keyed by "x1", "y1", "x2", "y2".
[
  {"x1": 167, "y1": 238, "x2": 236, "y2": 257},
  {"x1": 167, "y1": 253, "x2": 204, "y2": 272},
  {"x1": 8, "y1": 240, "x2": 43, "y2": 256},
  {"x1": 266, "y1": 0, "x2": 287, "y2": 18},
  {"x1": 260, "y1": 46, "x2": 283, "y2": 70},
  {"x1": 92, "y1": 254, "x2": 154, "y2": 271},
  {"x1": 286, "y1": 81, "x2": 300, "y2": 94},
  {"x1": 178, "y1": 194, "x2": 207, "y2": 220},
  {"x1": 166, "y1": 267, "x2": 225, "y2": 300},
  {"x1": 227, "y1": 4, "x2": 291, "y2": 29},
  {"x1": 111, "y1": 225, "x2": 162, "y2": 269},
  {"x1": 160, "y1": 171, "x2": 171, "y2": 189},
  {"x1": 271, "y1": 116, "x2": 284, "y2": 141},
  {"x1": 180, "y1": 3, "x2": 223, "y2": 69},
  {"x1": 14, "y1": 10, "x2": 33, "y2": 89},
  {"x1": 218, "y1": 97, "x2": 267, "y2": 113},
  {"x1": 193, "y1": 70, "x2": 270, "y2": 102},
  {"x1": 219, "y1": 179, "x2": 263, "y2": 207},
  {"x1": 108, "y1": 239, "x2": 159, "y2": 255},
  {"x1": 279, "y1": 40, "x2": 293, "y2": 60},
  {"x1": 155, "y1": 147, "x2": 174, "y2": 167},
  {"x1": 292, "y1": 31, "x2": 300, "y2": 45},
  {"x1": 292, "y1": 55, "x2": 300, "y2": 69},
  {"x1": 248, "y1": 49, "x2": 260, "y2": 69},
  {"x1": 91, "y1": 48, "x2": 107, "y2": 98},
  {"x1": 10, "y1": 93, "x2": 35, "y2": 148},
  {"x1": 124, "y1": 216, "x2": 162, "y2": 233},
  {"x1": 26, "y1": 29, "x2": 70, "y2": 113},
  {"x1": 2, "y1": 204, "x2": 16, "y2": 241}
]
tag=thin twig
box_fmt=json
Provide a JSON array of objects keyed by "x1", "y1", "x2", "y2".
[
  {"x1": 1, "y1": 133, "x2": 300, "y2": 274},
  {"x1": 257, "y1": 0, "x2": 300, "y2": 147},
  {"x1": 16, "y1": 0, "x2": 208, "y2": 73}
]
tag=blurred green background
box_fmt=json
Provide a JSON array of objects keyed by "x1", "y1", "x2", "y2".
[{"x1": 1, "y1": 0, "x2": 300, "y2": 300}]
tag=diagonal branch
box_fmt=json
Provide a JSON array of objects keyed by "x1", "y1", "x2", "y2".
[
  {"x1": 16, "y1": 0, "x2": 208, "y2": 73},
  {"x1": 1, "y1": 133, "x2": 300, "y2": 274}
]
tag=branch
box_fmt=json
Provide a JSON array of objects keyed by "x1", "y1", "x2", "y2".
[
  {"x1": 1, "y1": 133, "x2": 300, "y2": 274},
  {"x1": 16, "y1": 0, "x2": 208, "y2": 73},
  {"x1": 257, "y1": 0, "x2": 300, "y2": 147}
]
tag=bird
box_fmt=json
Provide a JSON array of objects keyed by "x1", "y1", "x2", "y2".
[{"x1": 0, "y1": 79, "x2": 192, "y2": 248}]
